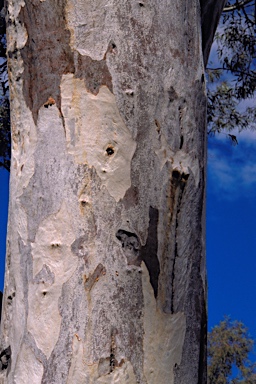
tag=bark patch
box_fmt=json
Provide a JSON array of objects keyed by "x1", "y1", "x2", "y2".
[
  {"x1": 19, "y1": 0, "x2": 75, "y2": 123},
  {"x1": 84, "y1": 264, "x2": 106, "y2": 292},
  {"x1": 60, "y1": 78, "x2": 136, "y2": 201},
  {"x1": 168, "y1": 86, "x2": 178, "y2": 102},
  {"x1": 116, "y1": 229, "x2": 141, "y2": 266},
  {"x1": 116, "y1": 207, "x2": 160, "y2": 298},
  {"x1": 121, "y1": 186, "x2": 139, "y2": 209},
  {"x1": 170, "y1": 169, "x2": 189, "y2": 313},
  {"x1": 99, "y1": 329, "x2": 125, "y2": 375},
  {"x1": 71, "y1": 235, "x2": 89, "y2": 265},
  {"x1": 75, "y1": 53, "x2": 113, "y2": 95},
  {"x1": 33, "y1": 264, "x2": 55, "y2": 285}
]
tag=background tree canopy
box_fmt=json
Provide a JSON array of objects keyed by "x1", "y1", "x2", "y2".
[
  {"x1": 207, "y1": 0, "x2": 256, "y2": 137},
  {"x1": 208, "y1": 317, "x2": 256, "y2": 383}
]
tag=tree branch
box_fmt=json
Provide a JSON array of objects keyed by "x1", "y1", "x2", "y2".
[
  {"x1": 223, "y1": 0, "x2": 253, "y2": 12},
  {"x1": 206, "y1": 67, "x2": 256, "y2": 78}
]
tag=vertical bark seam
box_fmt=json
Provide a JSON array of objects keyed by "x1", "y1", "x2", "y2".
[{"x1": 170, "y1": 171, "x2": 189, "y2": 313}]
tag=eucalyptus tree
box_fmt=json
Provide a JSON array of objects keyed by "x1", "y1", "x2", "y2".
[
  {"x1": 207, "y1": 0, "x2": 256, "y2": 137},
  {"x1": 0, "y1": 1, "x2": 225, "y2": 383}
]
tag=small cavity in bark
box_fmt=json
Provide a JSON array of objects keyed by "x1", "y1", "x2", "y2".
[
  {"x1": 106, "y1": 147, "x2": 114, "y2": 156},
  {"x1": 116, "y1": 230, "x2": 141, "y2": 266},
  {"x1": 0, "y1": 346, "x2": 11, "y2": 370},
  {"x1": 155, "y1": 119, "x2": 161, "y2": 133}
]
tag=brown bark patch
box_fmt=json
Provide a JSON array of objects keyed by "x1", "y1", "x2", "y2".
[
  {"x1": 75, "y1": 53, "x2": 113, "y2": 95},
  {"x1": 43, "y1": 97, "x2": 56, "y2": 108},
  {"x1": 19, "y1": 0, "x2": 75, "y2": 123},
  {"x1": 121, "y1": 186, "x2": 139, "y2": 209}
]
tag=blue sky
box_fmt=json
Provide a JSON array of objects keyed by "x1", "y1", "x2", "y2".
[
  {"x1": 207, "y1": 129, "x2": 256, "y2": 340},
  {"x1": 1, "y1": 130, "x2": 255, "y2": 343},
  {"x1": 0, "y1": 168, "x2": 8, "y2": 291}
]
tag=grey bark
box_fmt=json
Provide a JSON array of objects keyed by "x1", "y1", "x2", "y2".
[
  {"x1": 0, "y1": 0, "x2": 224, "y2": 383},
  {"x1": 201, "y1": 0, "x2": 227, "y2": 65}
]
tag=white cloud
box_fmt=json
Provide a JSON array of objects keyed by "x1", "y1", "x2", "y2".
[{"x1": 207, "y1": 136, "x2": 256, "y2": 200}]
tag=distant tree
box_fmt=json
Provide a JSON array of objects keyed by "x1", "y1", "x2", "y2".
[
  {"x1": 207, "y1": 0, "x2": 256, "y2": 137},
  {"x1": 208, "y1": 317, "x2": 256, "y2": 383}
]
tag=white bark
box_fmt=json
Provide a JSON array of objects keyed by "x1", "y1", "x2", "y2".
[{"x1": 0, "y1": 0, "x2": 224, "y2": 382}]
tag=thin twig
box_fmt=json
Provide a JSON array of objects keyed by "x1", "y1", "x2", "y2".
[
  {"x1": 223, "y1": 0, "x2": 253, "y2": 12},
  {"x1": 206, "y1": 67, "x2": 256, "y2": 78}
]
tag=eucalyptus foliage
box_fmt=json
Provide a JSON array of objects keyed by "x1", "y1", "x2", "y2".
[
  {"x1": 208, "y1": 317, "x2": 256, "y2": 384},
  {"x1": 207, "y1": 0, "x2": 256, "y2": 136}
]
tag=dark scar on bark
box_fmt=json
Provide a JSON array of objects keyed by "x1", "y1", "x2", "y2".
[
  {"x1": 170, "y1": 169, "x2": 189, "y2": 313},
  {"x1": 116, "y1": 207, "x2": 160, "y2": 298},
  {"x1": 116, "y1": 229, "x2": 141, "y2": 266},
  {"x1": 98, "y1": 329, "x2": 126, "y2": 376},
  {"x1": 168, "y1": 86, "x2": 178, "y2": 102},
  {"x1": 140, "y1": 207, "x2": 160, "y2": 298},
  {"x1": 0, "y1": 346, "x2": 11, "y2": 370},
  {"x1": 109, "y1": 329, "x2": 116, "y2": 373}
]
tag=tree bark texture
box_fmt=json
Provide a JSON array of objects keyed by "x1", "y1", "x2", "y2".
[{"x1": 0, "y1": 0, "x2": 223, "y2": 383}]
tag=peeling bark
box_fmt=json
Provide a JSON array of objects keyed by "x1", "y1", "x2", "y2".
[{"x1": 1, "y1": 0, "x2": 224, "y2": 383}]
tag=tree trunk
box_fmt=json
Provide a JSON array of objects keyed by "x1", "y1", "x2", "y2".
[{"x1": 0, "y1": 1, "x2": 223, "y2": 383}]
